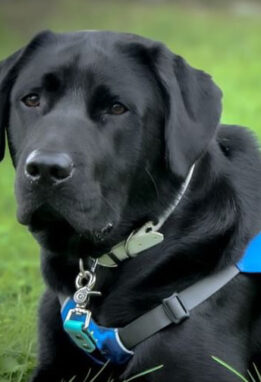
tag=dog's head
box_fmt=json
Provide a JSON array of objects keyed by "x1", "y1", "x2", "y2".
[{"x1": 0, "y1": 31, "x2": 222, "y2": 254}]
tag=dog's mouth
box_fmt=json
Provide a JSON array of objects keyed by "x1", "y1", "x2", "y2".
[
  {"x1": 29, "y1": 204, "x2": 72, "y2": 232},
  {"x1": 27, "y1": 203, "x2": 114, "y2": 245}
]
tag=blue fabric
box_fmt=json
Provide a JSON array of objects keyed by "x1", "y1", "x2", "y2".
[
  {"x1": 61, "y1": 299, "x2": 133, "y2": 365},
  {"x1": 237, "y1": 232, "x2": 261, "y2": 273}
]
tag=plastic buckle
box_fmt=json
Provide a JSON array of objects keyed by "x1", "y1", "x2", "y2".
[
  {"x1": 64, "y1": 309, "x2": 96, "y2": 353},
  {"x1": 163, "y1": 293, "x2": 190, "y2": 324}
]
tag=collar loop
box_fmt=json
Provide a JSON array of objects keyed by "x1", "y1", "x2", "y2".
[{"x1": 98, "y1": 164, "x2": 195, "y2": 267}]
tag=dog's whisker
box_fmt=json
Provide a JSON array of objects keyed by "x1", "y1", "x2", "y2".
[
  {"x1": 101, "y1": 194, "x2": 118, "y2": 215},
  {"x1": 145, "y1": 167, "x2": 160, "y2": 200}
]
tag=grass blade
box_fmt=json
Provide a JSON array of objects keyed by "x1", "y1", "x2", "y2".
[
  {"x1": 89, "y1": 360, "x2": 110, "y2": 382},
  {"x1": 247, "y1": 369, "x2": 257, "y2": 382},
  {"x1": 212, "y1": 356, "x2": 248, "y2": 382},
  {"x1": 253, "y1": 364, "x2": 261, "y2": 382},
  {"x1": 123, "y1": 364, "x2": 164, "y2": 382},
  {"x1": 67, "y1": 376, "x2": 76, "y2": 382},
  {"x1": 66, "y1": 375, "x2": 76, "y2": 382},
  {"x1": 83, "y1": 368, "x2": 92, "y2": 382}
]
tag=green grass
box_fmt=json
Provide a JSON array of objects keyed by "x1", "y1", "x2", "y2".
[
  {"x1": 0, "y1": 1, "x2": 261, "y2": 380},
  {"x1": 212, "y1": 356, "x2": 261, "y2": 382}
]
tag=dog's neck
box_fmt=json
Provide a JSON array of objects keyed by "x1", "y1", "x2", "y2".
[
  {"x1": 41, "y1": 141, "x2": 241, "y2": 304},
  {"x1": 93, "y1": 163, "x2": 195, "y2": 268}
]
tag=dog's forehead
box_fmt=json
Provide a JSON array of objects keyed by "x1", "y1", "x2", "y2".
[{"x1": 16, "y1": 31, "x2": 155, "y2": 85}]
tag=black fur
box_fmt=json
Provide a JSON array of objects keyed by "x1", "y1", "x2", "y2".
[{"x1": 1, "y1": 30, "x2": 261, "y2": 381}]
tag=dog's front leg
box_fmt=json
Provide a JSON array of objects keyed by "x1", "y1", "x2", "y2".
[{"x1": 30, "y1": 289, "x2": 104, "y2": 382}]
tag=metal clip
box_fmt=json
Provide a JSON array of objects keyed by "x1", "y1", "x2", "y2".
[
  {"x1": 74, "y1": 285, "x2": 102, "y2": 307},
  {"x1": 65, "y1": 258, "x2": 101, "y2": 332},
  {"x1": 64, "y1": 258, "x2": 102, "y2": 352},
  {"x1": 74, "y1": 258, "x2": 101, "y2": 309}
]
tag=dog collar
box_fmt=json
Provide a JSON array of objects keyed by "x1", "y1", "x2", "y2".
[
  {"x1": 60, "y1": 232, "x2": 261, "y2": 365},
  {"x1": 97, "y1": 164, "x2": 195, "y2": 267}
]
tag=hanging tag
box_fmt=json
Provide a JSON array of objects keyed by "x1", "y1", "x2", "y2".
[
  {"x1": 126, "y1": 231, "x2": 164, "y2": 257},
  {"x1": 98, "y1": 222, "x2": 164, "y2": 267}
]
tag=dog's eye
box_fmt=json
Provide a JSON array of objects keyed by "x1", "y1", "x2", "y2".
[
  {"x1": 109, "y1": 103, "x2": 127, "y2": 115},
  {"x1": 22, "y1": 94, "x2": 40, "y2": 108}
]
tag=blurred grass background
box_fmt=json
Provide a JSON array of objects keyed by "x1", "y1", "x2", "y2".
[{"x1": 0, "y1": 0, "x2": 261, "y2": 380}]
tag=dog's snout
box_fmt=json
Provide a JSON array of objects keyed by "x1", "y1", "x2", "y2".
[{"x1": 25, "y1": 150, "x2": 74, "y2": 184}]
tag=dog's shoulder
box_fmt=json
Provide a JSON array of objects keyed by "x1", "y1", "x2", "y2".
[
  {"x1": 216, "y1": 124, "x2": 261, "y2": 231},
  {"x1": 217, "y1": 124, "x2": 260, "y2": 162}
]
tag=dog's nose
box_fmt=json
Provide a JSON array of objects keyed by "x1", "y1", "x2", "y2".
[{"x1": 25, "y1": 150, "x2": 74, "y2": 183}]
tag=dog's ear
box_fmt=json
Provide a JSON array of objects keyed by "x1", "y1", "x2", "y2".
[
  {"x1": 0, "y1": 49, "x2": 24, "y2": 161},
  {"x1": 122, "y1": 38, "x2": 222, "y2": 178},
  {"x1": 0, "y1": 30, "x2": 55, "y2": 162},
  {"x1": 153, "y1": 45, "x2": 222, "y2": 178}
]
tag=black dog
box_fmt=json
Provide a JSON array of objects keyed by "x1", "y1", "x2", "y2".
[{"x1": 1, "y1": 30, "x2": 261, "y2": 382}]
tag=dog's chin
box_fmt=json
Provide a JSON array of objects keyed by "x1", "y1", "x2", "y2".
[{"x1": 18, "y1": 204, "x2": 115, "y2": 245}]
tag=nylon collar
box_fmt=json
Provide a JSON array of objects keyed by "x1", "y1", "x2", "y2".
[{"x1": 97, "y1": 164, "x2": 195, "y2": 267}]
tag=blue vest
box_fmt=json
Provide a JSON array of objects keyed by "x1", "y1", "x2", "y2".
[{"x1": 237, "y1": 233, "x2": 261, "y2": 273}]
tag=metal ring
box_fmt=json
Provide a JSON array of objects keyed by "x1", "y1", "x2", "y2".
[
  {"x1": 75, "y1": 270, "x2": 96, "y2": 289},
  {"x1": 89, "y1": 257, "x2": 98, "y2": 273},
  {"x1": 79, "y1": 258, "x2": 86, "y2": 276}
]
